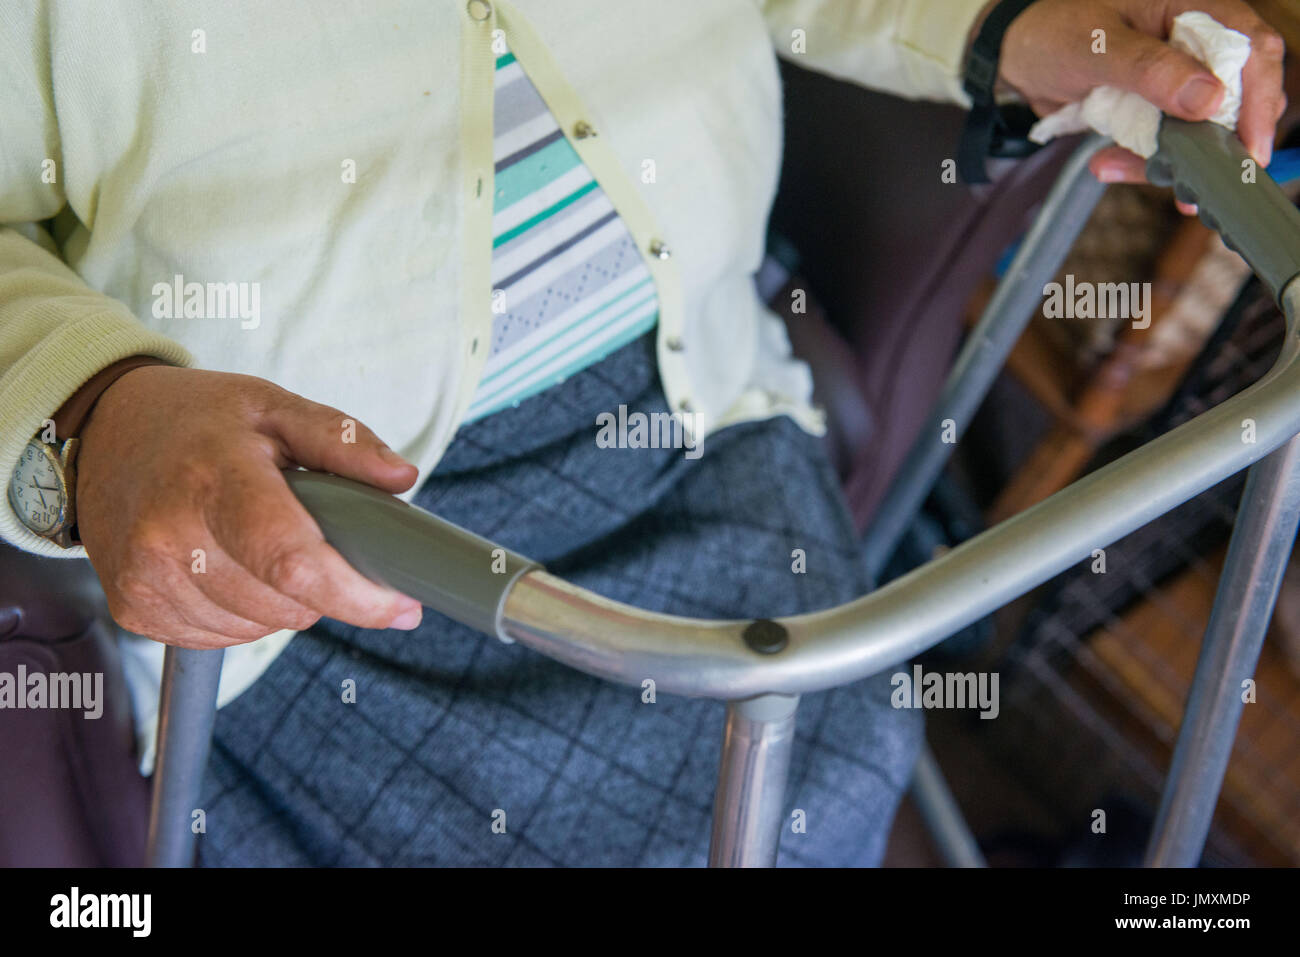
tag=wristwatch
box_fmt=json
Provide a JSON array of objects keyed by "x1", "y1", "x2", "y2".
[{"x1": 8, "y1": 355, "x2": 168, "y2": 547}]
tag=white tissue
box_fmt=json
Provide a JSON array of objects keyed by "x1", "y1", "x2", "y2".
[{"x1": 1027, "y1": 11, "x2": 1252, "y2": 159}]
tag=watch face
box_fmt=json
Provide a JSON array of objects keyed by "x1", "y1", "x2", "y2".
[{"x1": 9, "y1": 440, "x2": 68, "y2": 535}]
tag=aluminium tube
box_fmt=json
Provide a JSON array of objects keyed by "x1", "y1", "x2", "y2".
[
  {"x1": 708, "y1": 694, "x2": 800, "y2": 867},
  {"x1": 1145, "y1": 433, "x2": 1300, "y2": 866},
  {"x1": 146, "y1": 645, "x2": 225, "y2": 867}
]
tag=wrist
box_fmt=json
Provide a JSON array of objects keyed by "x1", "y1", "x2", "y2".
[
  {"x1": 52, "y1": 355, "x2": 171, "y2": 443},
  {"x1": 58, "y1": 357, "x2": 171, "y2": 547}
]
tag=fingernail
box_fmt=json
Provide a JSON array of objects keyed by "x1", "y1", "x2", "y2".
[
  {"x1": 1096, "y1": 166, "x2": 1126, "y2": 183},
  {"x1": 379, "y1": 446, "x2": 413, "y2": 468},
  {"x1": 390, "y1": 606, "x2": 423, "y2": 630},
  {"x1": 1177, "y1": 76, "x2": 1221, "y2": 116}
]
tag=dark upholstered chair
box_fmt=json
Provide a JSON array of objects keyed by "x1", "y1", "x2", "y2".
[
  {"x1": 770, "y1": 61, "x2": 1076, "y2": 532},
  {"x1": 0, "y1": 547, "x2": 148, "y2": 865}
]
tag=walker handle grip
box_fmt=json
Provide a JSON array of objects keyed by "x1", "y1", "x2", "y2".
[
  {"x1": 1147, "y1": 119, "x2": 1300, "y2": 302},
  {"x1": 283, "y1": 469, "x2": 539, "y2": 637}
]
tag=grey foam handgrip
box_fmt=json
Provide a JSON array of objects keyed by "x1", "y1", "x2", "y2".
[
  {"x1": 283, "y1": 469, "x2": 539, "y2": 637},
  {"x1": 1147, "y1": 119, "x2": 1300, "y2": 302}
]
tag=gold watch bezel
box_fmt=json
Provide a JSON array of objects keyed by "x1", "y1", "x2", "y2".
[{"x1": 8, "y1": 436, "x2": 78, "y2": 544}]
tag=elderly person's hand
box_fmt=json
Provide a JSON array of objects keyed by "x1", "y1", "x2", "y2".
[
  {"x1": 991, "y1": 0, "x2": 1286, "y2": 205},
  {"x1": 75, "y1": 366, "x2": 425, "y2": 648}
]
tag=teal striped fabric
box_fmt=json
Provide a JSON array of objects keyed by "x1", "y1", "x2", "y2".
[{"x1": 464, "y1": 47, "x2": 660, "y2": 422}]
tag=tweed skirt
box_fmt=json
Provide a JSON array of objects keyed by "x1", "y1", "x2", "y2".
[{"x1": 197, "y1": 331, "x2": 923, "y2": 866}]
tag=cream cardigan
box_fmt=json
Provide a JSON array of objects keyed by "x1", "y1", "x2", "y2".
[{"x1": 0, "y1": 0, "x2": 986, "y2": 764}]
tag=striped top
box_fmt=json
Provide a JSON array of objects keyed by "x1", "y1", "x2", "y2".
[{"x1": 464, "y1": 46, "x2": 660, "y2": 422}]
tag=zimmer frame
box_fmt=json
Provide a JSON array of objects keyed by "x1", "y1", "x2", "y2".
[{"x1": 145, "y1": 120, "x2": 1300, "y2": 868}]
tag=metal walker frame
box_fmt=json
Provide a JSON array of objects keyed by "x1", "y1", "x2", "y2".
[{"x1": 145, "y1": 120, "x2": 1300, "y2": 867}]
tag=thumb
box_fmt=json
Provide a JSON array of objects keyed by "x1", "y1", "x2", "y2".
[
  {"x1": 1094, "y1": 25, "x2": 1226, "y2": 121},
  {"x1": 260, "y1": 393, "x2": 419, "y2": 494}
]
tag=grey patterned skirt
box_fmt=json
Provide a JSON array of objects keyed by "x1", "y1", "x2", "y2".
[{"x1": 197, "y1": 331, "x2": 923, "y2": 866}]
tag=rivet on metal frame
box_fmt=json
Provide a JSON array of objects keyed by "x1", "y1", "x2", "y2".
[{"x1": 742, "y1": 619, "x2": 789, "y2": 655}]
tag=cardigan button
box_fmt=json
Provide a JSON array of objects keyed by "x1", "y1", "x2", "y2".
[
  {"x1": 572, "y1": 121, "x2": 597, "y2": 140},
  {"x1": 665, "y1": 336, "x2": 684, "y2": 352},
  {"x1": 466, "y1": 0, "x2": 492, "y2": 21},
  {"x1": 678, "y1": 399, "x2": 692, "y2": 413},
  {"x1": 649, "y1": 239, "x2": 671, "y2": 260}
]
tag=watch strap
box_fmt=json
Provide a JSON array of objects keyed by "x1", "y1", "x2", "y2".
[{"x1": 958, "y1": 0, "x2": 1040, "y2": 184}]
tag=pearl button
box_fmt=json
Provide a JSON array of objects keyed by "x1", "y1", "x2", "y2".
[
  {"x1": 666, "y1": 336, "x2": 684, "y2": 351},
  {"x1": 467, "y1": 0, "x2": 492, "y2": 21},
  {"x1": 649, "y1": 239, "x2": 671, "y2": 260},
  {"x1": 573, "y1": 121, "x2": 597, "y2": 140}
]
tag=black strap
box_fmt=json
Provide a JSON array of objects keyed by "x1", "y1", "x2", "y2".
[{"x1": 958, "y1": 0, "x2": 1041, "y2": 184}]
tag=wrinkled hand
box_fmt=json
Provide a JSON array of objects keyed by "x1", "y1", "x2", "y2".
[
  {"x1": 76, "y1": 365, "x2": 424, "y2": 648},
  {"x1": 992, "y1": 0, "x2": 1286, "y2": 203}
]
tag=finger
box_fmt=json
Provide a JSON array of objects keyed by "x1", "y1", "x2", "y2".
[
  {"x1": 139, "y1": 543, "x2": 294, "y2": 642},
  {"x1": 1087, "y1": 146, "x2": 1198, "y2": 213},
  {"x1": 259, "y1": 390, "x2": 419, "y2": 494},
  {"x1": 108, "y1": 571, "x2": 270, "y2": 649},
  {"x1": 1237, "y1": 27, "x2": 1286, "y2": 167},
  {"x1": 1088, "y1": 25, "x2": 1225, "y2": 121},
  {"x1": 1090, "y1": 146, "x2": 1149, "y2": 183},
  {"x1": 206, "y1": 457, "x2": 423, "y2": 631},
  {"x1": 109, "y1": 596, "x2": 242, "y2": 648},
  {"x1": 1149, "y1": 2, "x2": 1286, "y2": 165},
  {"x1": 159, "y1": 579, "x2": 286, "y2": 643},
  {"x1": 140, "y1": 627, "x2": 246, "y2": 651},
  {"x1": 187, "y1": 539, "x2": 323, "y2": 632}
]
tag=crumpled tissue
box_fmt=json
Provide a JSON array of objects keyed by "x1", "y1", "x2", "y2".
[{"x1": 1027, "y1": 11, "x2": 1252, "y2": 159}]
